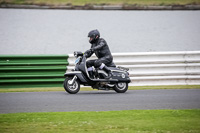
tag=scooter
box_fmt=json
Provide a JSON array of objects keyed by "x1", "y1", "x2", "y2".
[{"x1": 63, "y1": 51, "x2": 131, "y2": 94}]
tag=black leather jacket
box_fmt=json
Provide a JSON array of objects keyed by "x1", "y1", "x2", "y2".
[{"x1": 86, "y1": 38, "x2": 113, "y2": 60}]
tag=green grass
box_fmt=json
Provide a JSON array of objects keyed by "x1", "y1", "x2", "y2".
[
  {"x1": 0, "y1": 85, "x2": 200, "y2": 93},
  {"x1": 0, "y1": 109, "x2": 199, "y2": 133},
  {"x1": 1, "y1": 0, "x2": 200, "y2": 6}
]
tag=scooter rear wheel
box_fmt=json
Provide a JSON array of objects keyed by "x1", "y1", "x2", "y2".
[
  {"x1": 114, "y1": 82, "x2": 128, "y2": 93},
  {"x1": 64, "y1": 77, "x2": 80, "y2": 94}
]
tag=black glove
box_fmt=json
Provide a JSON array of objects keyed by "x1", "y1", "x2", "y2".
[
  {"x1": 84, "y1": 49, "x2": 91, "y2": 55},
  {"x1": 84, "y1": 49, "x2": 91, "y2": 58}
]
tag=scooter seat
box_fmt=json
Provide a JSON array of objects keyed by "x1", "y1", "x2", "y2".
[{"x1": 108, "y1": 67, "x2": 119, "y2": 70}]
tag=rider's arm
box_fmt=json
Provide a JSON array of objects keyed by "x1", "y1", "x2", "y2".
[
  {"x1": 91, "y1": 41, "x2": 106, "y2": 52},
  {"x1": 84, "y1": 49, "x2": 93, "y2": 58}
]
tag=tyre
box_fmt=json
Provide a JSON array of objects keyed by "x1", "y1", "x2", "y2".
[
  {"x1": 114, "y1": 82, "x2": 128, "y2": 93},
  {"x1": 64, "y1": 77, "x2": 80, "y2": 94}
]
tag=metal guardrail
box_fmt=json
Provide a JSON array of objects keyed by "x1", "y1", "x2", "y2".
[
  {"x1": 1, "y1": 51, "x2": 199, "y2": 88},
  {"x1": 68, "y1": 51, "x2": 200, "y2": 86},
  {"x1": 0, "y1": 55, "x2": 68, "y2": 88}
]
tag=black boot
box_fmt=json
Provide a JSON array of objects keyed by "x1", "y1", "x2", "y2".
[
  {"x1": 88, "y1": 71, "x2": 94, "y2": 79},
  {"x1": 103, "y1": 66, "x2": 112, "y2": 79}
]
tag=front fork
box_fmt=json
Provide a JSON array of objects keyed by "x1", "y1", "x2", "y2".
[{"x1": 68, "y1": 75, "x2": 77, "y2": 85}]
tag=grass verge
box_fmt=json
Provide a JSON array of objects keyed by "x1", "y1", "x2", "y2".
[
  {"x1": 0, "y1": 109, "x2": 199, "y2": 133},
  {"x1": 1, "y1": 0, "x2": 200, "y2": 6},
  {"x1": 0, "y1": 85, "x2": 200, "y2": 93}
]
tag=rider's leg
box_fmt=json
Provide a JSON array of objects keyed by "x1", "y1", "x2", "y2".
[
  {"x1": 86, "y1": 60, "x2": 96, "y2": 79},
  {"x1": 100, "y1": 63, "x2": 112, "y2": 79},
  {"x1": 94, "y1": 59, "x2": 112, "y2": 79},
  {"x1": 88, "y1": 67, "x2": 94, "y2": 79}
]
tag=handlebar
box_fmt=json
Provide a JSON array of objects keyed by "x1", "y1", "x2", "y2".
[{"x1": 74, "y1": 51, "x2": 83, "y2": 58}]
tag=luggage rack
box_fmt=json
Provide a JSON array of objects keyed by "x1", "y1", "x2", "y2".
[{"x1": 117, "y1": 66, "x2": 129, "y2": 72}]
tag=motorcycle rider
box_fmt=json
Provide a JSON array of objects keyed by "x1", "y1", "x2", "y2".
[{"x1": 84, "y1": 29, "x2": 115, "y2": 79}]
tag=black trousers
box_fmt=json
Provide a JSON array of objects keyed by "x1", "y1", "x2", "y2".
[{"x1": 86, "y1": 57, "x2": 112, "y2": 68}]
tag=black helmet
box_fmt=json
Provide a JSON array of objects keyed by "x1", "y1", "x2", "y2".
[{"x1": 88, "y1": 29, "x2": 100, "y2": 43}]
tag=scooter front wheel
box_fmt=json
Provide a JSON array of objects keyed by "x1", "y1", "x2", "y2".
[{"x1": 64, "y1": 77, "x2": 80, "y2": 94}]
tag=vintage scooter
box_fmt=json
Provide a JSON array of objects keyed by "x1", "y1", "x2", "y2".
[{"x1": 63, "y1": 51, "x2": 131, "y2": 94}]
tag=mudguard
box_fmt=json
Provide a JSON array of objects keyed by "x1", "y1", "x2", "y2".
[{"x1": 64, "y1": 71, "x2": 87, "y2": 83}]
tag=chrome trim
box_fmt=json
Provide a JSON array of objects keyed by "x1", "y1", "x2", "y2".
[
  {"x1": 65, "y1": 71, "x2": 82, "y2": 75},
  {"x1": 111, "y1": 70, "x2": 126, "y2": 73},
  {"x1": 107, "y1": 84, "x2": 115, "y2": 87},
  {"x1": 98, "y1": 70, "x2": 108, "y2": 76}
]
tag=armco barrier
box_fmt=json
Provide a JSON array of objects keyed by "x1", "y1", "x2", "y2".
[
  {"x1": 67, "y1": 51, "x2": 200, "y2": 86},
  {"x1": 0, "y1": 55, "x2": 68, "y2": 88},
  {"x1": 1, "y1": 51, "x2": 199, "y2": 88}
]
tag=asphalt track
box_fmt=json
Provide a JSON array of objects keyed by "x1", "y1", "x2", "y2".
[{"x1": 0, "y1": 89, "x2": 200, "y2": 113}]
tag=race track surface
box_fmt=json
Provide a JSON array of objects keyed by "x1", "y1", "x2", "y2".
[{"x1": 0, "y1": 89, "x2": 200, "y2": 113}]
